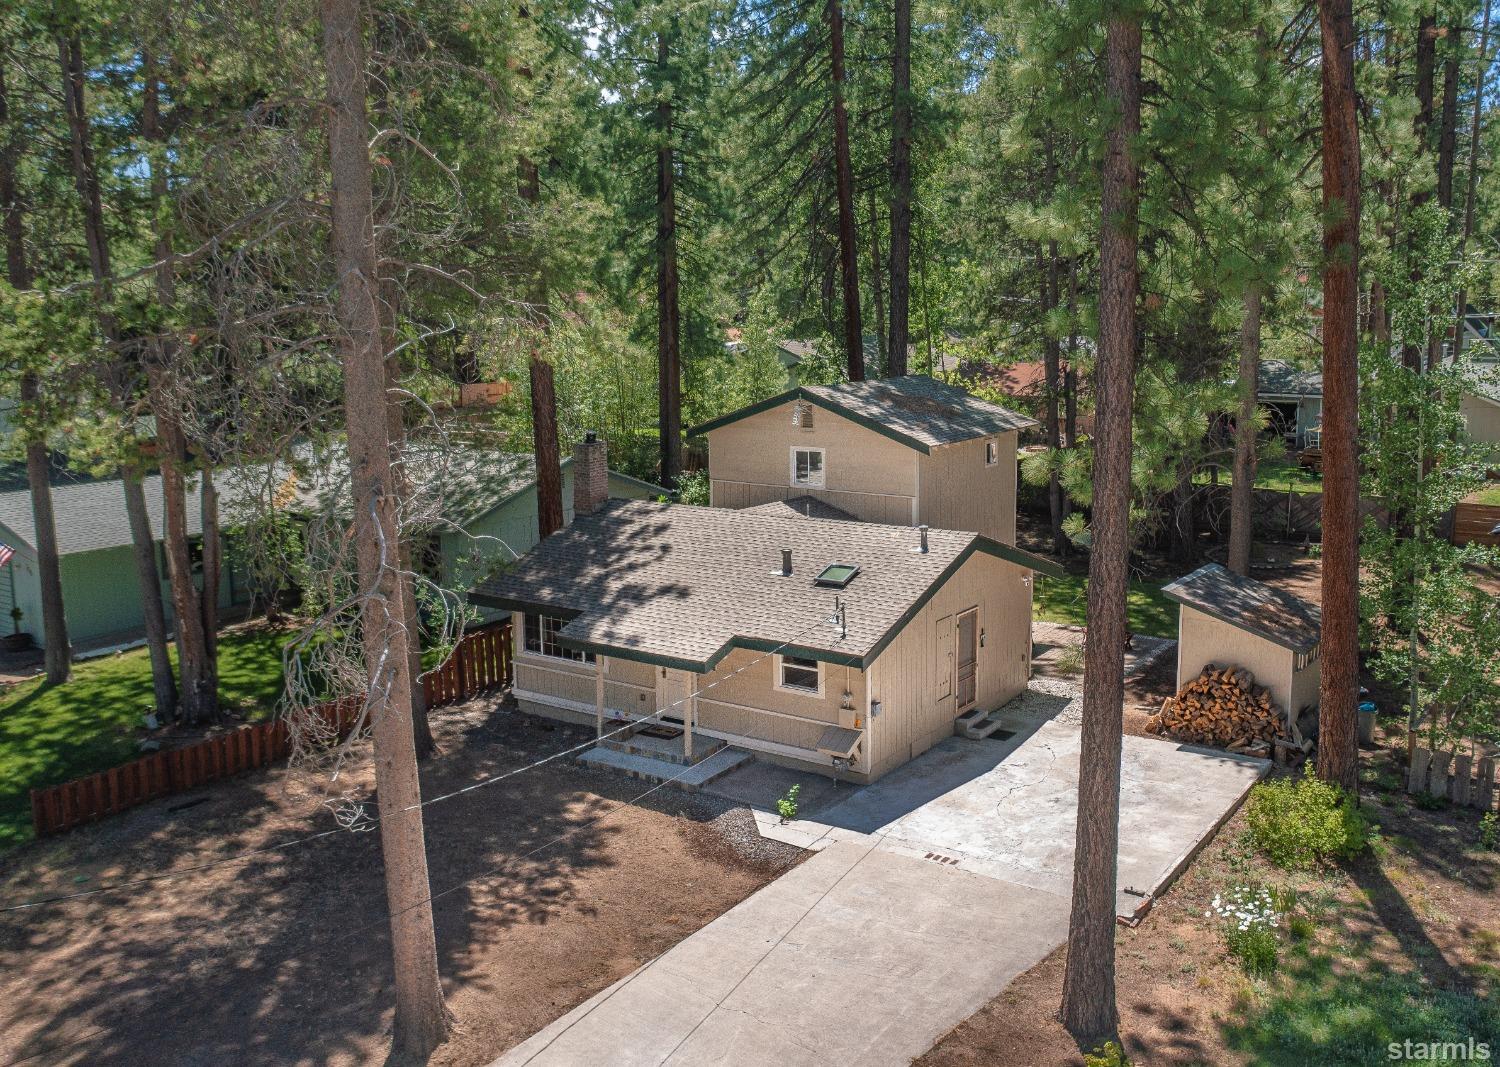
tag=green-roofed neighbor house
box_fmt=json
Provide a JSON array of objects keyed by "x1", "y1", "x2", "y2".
[{"x1": 0, "y1": 447, "x2": 663, "y2": 651}]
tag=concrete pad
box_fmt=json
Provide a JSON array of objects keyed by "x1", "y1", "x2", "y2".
[
  {"x1": 813, "y1": 723, "x2": 1268, "y2": 916},
  {"x1": 494, "y1": 840, "x2": 1070, "y2": 1067}
]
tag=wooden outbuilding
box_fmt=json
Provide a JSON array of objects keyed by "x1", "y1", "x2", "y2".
[{"x1": 1162, "y1": 564, "x2": 1322, "y2": 721}]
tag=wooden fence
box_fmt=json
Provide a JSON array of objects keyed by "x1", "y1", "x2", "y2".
[
  {"x1": 1452, "y1": 500, "x2": 1500, "y2": 548},
  {"x1": 1198, "y1": 485, "x2": 1389, "y2": 541},
  {"x1": 30, "y1": 620, "x2": 514, "y2": 838},
  {"x1": 1405, "y1": 747, "x2": 1498, "y2": 812}
]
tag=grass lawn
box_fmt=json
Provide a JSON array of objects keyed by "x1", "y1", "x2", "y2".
[
  {"x1": 1033, "y1": 571, "x2": 1177, "y2": 637},
  {"x1": 1196, "y1": 458, "x2": 1324, "y2": 495},
  {"x1": 1468, "y1": 485, "x2": 1500, "y2": 505},
  {"x1": 0, "y1": 625, "x2": 292, "y2": 849}
]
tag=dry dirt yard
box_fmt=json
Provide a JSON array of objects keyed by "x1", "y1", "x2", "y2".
[
  {"x1": 918, "y1": 736, "x2": 1500, "y2": 1067},
  {"x1": 0, "y1": 699, "x2": 801, "y2": 1066}
]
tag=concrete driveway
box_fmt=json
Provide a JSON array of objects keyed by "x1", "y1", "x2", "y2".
[{"x1": 494, "y1": 684, "x2": 1267, "y2": 1067}]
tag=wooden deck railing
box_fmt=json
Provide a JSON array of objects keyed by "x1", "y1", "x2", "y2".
[{"x1": 30, "y1": 620, "x2": 514, "y2": 838}]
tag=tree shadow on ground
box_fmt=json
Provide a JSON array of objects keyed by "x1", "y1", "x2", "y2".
[{"x1": 0, "y1": 706, "x2": 751, "y2": 1066}]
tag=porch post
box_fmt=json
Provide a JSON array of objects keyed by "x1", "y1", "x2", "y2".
[
  {"x1": 594, "y1": 656, "x2": 606, "y2": 738},
  {"x1": 684, "y1": 673, "x2": 696, "y2": 762}
]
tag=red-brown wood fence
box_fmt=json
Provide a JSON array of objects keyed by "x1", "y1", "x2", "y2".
[
  {"x1": 1452, "y1": 500, "x2": 1500, "y2": 548},
  {"x1": 30, "y1": 621, "x2": 513, "y2": 838}
]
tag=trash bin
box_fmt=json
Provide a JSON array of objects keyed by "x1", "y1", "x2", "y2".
[{"x1": 1357, "y1": 701, "x2": 1377, "y2": 745}]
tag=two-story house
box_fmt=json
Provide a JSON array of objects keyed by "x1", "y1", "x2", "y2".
[
  {"x1": 470, "y1": 378, "x2": 1057, "y2": 785},
  {"x1": 688, "y1": 376, "x2": 1035, "y2": 543}
]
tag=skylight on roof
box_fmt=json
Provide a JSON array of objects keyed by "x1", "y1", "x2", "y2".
[{"x1": 814, "y1": 562, "x2": 860, "y2": 588}]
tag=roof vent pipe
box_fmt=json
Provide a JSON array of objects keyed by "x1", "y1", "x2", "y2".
[
  {"x1": 781, "y1": 548, "x2": 793, "y2": 576},
  {"x1": 919, "y1": 525, "x2": 929, "y2": 554}
]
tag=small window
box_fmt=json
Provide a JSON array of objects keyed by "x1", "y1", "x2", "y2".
[
  {"x1": 523, "y1": 613, "x2": 594, "y2": 663},
  {"x1": 985, "y1": 439, "x2": 999, "y2": 466},
  {"x1": 790, "y1": 447, "x2": 825, "y2": 488},
  {"x1": 777, "y1": 654, "x2": 821, "y2": 695},
  {"x1": 799, "y1": 405, "x2": 814, "y2": 429}
]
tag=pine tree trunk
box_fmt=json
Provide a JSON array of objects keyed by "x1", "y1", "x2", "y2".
[
  {"x1": 1042, "y1": 242, "x2": 1067, "y2": 556},
  {"x1": 530, "y1": 354, "x2": 564, "y2": 538},
  {"x1": 1059, "y1": 10, "x2": 1140, "y2": 1047},
  {"x1": 1228, "y1": 284, "x2": 1261, "y2": 575},
  {"x1": 22, "y1": 375, "x2": 71, "y2": 681},
  {"x1": 122, "y1": 468, "x2": 178, "y2": 718},
  {"x1": 1316, "y1": 0, "x2": 1361, "y2": 794},
  {"x1": 151, "y1": 383, "x2": 215, "y2": 724},
  {"x1": 1435, "y1": 38, "x2": 1458, "y2": 213},
  {"x1": 867, "y1": 190, "x2": 889, "y2": 374},
  {"x1": 2, "y1": 72, "x2": 70, "y2": 681},
  {"x1": 1064, "y1": 256, "x2": 1079, "y2": 449},
  {"x1": 886, "y1": 0, "x2": 911, "y2": 377},
  {"x1": 656, "y1": 32, "x2": 683, "y2": 487},
  {"x1": 828, "y1": 0, "x2": 864, "y2": 381},
  {"x1": 319, "y1": 0, "x2": 450, "y2": 1055},
  {"x1": 1455, "y1": 2, "x2": 1492, "y2": 354},
  {"x1": 199, "y1": 468, "x2": 220, "y2": 693}
]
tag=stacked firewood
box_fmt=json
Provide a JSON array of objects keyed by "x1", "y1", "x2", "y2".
[{"x1": 1146, "y1": 664, "x2": 1288, "y2": 753}]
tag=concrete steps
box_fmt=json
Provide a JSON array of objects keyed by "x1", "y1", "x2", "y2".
[
  {"x1": 602, "y1": 728, "x2": 726, "y2": 766},
  {"x1": 955, "y1": 708, "x2": 1012, "y2": 741},
  {"x1": 578, "y1": 744, "x2": 752, "y2": 793}
]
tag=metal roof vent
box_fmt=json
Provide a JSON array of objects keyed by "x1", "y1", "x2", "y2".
[
  {"x1": 814, "y1": 562, "x2": 860, "y2": 588},
  {"x1": 780, "y1": 548, "x2": 793, "y2": 577}
]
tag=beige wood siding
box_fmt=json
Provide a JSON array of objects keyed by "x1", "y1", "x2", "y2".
[
  {"x1": 510, "y1": 612, "x2": 656, "y2": 715},
  {"x1": 1289, "y1": 653, "x2": 1321, "y2": 717},
  {"x1": 1175, "y1": 606, "x2": 1297, "y2": 715},
  {"x1": 917, "y1": 432, "x2": 1018, "y2": 542},
  {"x1": 1460, "y1": 393, "x2": 1500, "y2": 445},
  {"x1": 865, "y1": 551, "x2": 1033, "y2": 780},
  {"x1": 706, "y1": 400, "x2": 919, "y2": 522}
]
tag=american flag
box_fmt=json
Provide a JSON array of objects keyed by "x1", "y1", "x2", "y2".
[{"x1": 0, "y1": 543, "x2": 13, "y2": 568}]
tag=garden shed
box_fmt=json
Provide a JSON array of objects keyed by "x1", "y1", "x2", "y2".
[{"x1": 1162, "y1": 563, "x2": 1322, "y2": 720}]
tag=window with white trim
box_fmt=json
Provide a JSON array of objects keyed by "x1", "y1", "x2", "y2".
[
  {"x1": 985, "y1": 439, "x2": 999, "y2": 466},
  {"x1": 523, "y1": 613, "x2": 595, "y2": 663},
  {"x1": 790, "y1": 447, "x2": 825, "y2": 488},
  {"x1": 776, "y1": 654, "x2": 822, "y2": 695}
]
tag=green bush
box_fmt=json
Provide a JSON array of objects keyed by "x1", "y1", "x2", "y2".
[
  {"x1": 1084, "y1": 1041, "x2": 1132, "y2": 1067},
  {"x1": 1481, "y1": 812, "x2": 1499, "y2": 851},
  {"x1": 776, "y1": 783, "x2": 801, "y2": 822},
  {"x1": 1225, "y1": 924, "x2": 1280, "y2": 976},
  {"x1": 1245, "y1": 766, "x2": 1369, "y2": 869},
  {"x1": 673, "y1": 469, "x2": 710, "y2": 506}
]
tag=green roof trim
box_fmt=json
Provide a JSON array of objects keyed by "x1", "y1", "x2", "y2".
[{"x1": 687, "y1": 388, "x2": 935, "y2": 454}]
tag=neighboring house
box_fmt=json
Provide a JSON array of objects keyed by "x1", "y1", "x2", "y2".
[
  {"x1": 0, "y1": 444, "x2": 662, "y2": 650},
  {"x1": 1257, "y1": 359, "x2": 1325, "y2": 451},
  {"x1": 284, "y1": 443, "x2": 664, "y2": 616},
  {"x1": 689, "y1": 375, "x2": 1036, "y2": 543},
  {"x1": 470, "y1": 442, "x2": 1059, "y2": 783},
  {"x1": 0, "y1": 474, "x2": 249, "y2": 650},
  {"x1": 1163, "y1": 563, "x2": 1322, "y2": 719},
  {"x1": 1257, "y1": 358, "x2": 1500, "y2": 449},
  {"x1": 774, "y1": 337, "x2": 918, "y2": 387}
]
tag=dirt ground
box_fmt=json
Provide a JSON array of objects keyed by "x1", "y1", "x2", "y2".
[
  {"x1": 0, "y1": 699, "x2": 800, "y2": 1067},
  {"x1": 918, "y1": 737, "x2": 1500, "y2": 1067}
]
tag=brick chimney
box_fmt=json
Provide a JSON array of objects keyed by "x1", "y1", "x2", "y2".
[{"x1": 572, "y1": 431, "x2": 608, "y2": 517}]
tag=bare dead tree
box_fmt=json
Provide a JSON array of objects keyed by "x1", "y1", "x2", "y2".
[{"x1": 319, "y1": 0, "x2": 449, "y2": 1054}]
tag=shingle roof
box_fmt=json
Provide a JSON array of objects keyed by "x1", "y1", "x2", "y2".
[
  {"x1": 742, "y1": 496, "x2": 858, "y2": 522},
  {"x1": 1258, "y1": 360, "x2": 1323, "y2": 398},
  {"x1": 0, "y1": 473, "x2": 204, "y2": 557},
  {"x1": 1162, "y1": 563, "x2": 1321, "y2": 653},
  {"x1": 688, "y1": 375, "x2": 1036, "y2": 452},
  {"x1": 469, "y1": 499, "x2": 1058, "y2": 671}
]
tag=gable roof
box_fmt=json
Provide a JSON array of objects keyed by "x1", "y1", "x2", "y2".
[
  {"x1": 469, "y1": 499, "x2": 1060, "y2": 672},
  {"x1": 1162, "y1": 563, "x2": 1322, "y2": 653},
  {"x1": 1258, "y1": 360, "x2": 1324, "y2": 398},
  {"x1": 688, "y1": 376, "x2": 1036, "y2": 453},
  {"x1": 0, "y1": 473, "x2": 204, "y2": 557}
]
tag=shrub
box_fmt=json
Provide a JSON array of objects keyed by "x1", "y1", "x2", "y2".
[
  {"x1": 1481, "y1": 812, "x2": 1499, "y2": 851},
  {"x1": 1084, "y1": 1042, "x2": 1132, "y2": 1067},
  {"x1": 1244, "y1": 765, "x2": 1369, "y2": 869},
  {"x1": 672, "y1": 469, "x2": 710, "y2": 506},
  {"x1": 1225, "y1": 924, "x2": 1279, "y2": 975},
  {"x1": 776, "y1": 783, "x2": 801, "y2": 822}
]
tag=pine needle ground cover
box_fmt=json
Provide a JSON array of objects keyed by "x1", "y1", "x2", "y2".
[{"x1": 0, "y1": 625, "x2": 291, "y2": 848}]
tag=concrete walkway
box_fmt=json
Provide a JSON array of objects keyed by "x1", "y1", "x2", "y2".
[
  {"x1": 495, "y1": 685, "x2": 1269, "y2": 1067},
  {"x1": 495, "y1": 840, "x2": 1070, "y2": 1067}
]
